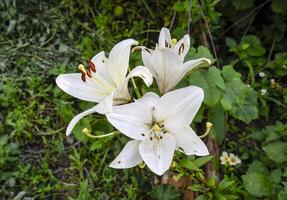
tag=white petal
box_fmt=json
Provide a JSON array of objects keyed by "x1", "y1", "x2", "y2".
[
  {"x1": 108, "y1": 39, "x2": 138, "y2": 85},
  {"x1": 115, "y1": 66, "x2": 153, "y2": 103},
  {"x1": 166, "y1": 126, "x2": 209, "y2": 156},
  {"x1": 136, "y1": 92, "x2": 160, "y2": 108},
  {"x1": 174, "y1": 34, "x2": 190, "y2": 61},
  {"x1": 158, "y1": 27, "x2": 171, "y2": 48},
  {"x1": 93, "y1": 90, "x2": 115, "y2": 114},
  {"x1": 56, "y1": 73, "x2": 108, "y2": 102},
  {"x1": 139, "y1": 133, "x2": 175, "y2": 176},
  {"x1": 66, "y1": 106, "x2": 97, "y2": 136},
  {"x1": 155, "y1": 48, "x2": 183, "y2": 93},
  {"x1": 106, "y1": 102, "x2": 152, "y2": 140},
  {"x1": 109, "y1": 140, "x2": 142, "y2": 169},
  {"x1": 182, "y1": 58, "x2": 211, "y2": 74},
  {"x1": 154, "y1": 86, "x2": 204, "y2": 126},
  {"x1": 90, "y1": 51, "x2": 115, "y2": 87},
  {"x1": 141, "y1": 48, "x2": 157, "y2": 78}
]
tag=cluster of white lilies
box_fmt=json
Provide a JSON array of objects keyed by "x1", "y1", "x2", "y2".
[{"x1": 56, "y1": 27, "x2": 211, "y2": 175}]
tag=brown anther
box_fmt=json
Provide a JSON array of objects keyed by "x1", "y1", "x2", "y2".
[
  {"x1": 165, "y1": 40, "x2": 169, "y2": 48},
  {"x1": 85, "y1": 68, "x2": 92, "y2": 78},
  {"x1": 160, "y1": 136, "x2": 163, "y2": 139},
  {"x1": 179, "y1": 43, "x2": 184, "y2": 55},
  {"x1": 150, "y1": 137, "x2": 153, "y2": 141},
  {"x1": 80, "y1": 72, "x2": 86, "y2": 82},
  {"x1": 88, "y1": 60, "x2": 96, "y2": 72}
]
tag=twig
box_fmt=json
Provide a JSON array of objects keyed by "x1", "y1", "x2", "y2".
[
  {"x1": 198, "y1": 0, "x2": 219, "y2": 68},
  {"x1": 187, "y1": 0, "x2": 192, "y2": 33},
  {"x1": 221, "y1": 0, "x2": 271, "y2": 36},
  {"x1": 169, "y1": 11, "x2": 177, "y2": 31}
]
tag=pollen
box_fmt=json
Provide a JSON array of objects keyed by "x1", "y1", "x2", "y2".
[{"x1": 152, "y1": 124, "x2": 161, "y2": 132}]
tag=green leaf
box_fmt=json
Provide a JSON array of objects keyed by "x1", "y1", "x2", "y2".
[
  {"x1": 218, "y1": 179, "x2": 235, "y2": 191},
  {"x1": 188, "y1": 46, "x2": 215, "y2": 66},
  {"x1": 189, "y1": 67, "x2": 225, "y2": 106},
  {"x1": 220, "y1": 65, "x2": 258, "y2": 123},
  {"x1": 242, "y1": 173, "x2": 273, "y2": 197},
  {"x1": 231, "y1": 0, "x2": 255, "y2": 10},
  {"x1": 246, "y1": 160, "x2": 269, "y2": 176},
  {"x1": 72, "y1": 118, "x2": 90, "y2": 143},
  {"x1": 263, "y1": 141, "x2": 287, "y2": 163},
  {"x1": 225, "y1": 37, "x2": 237, "y2": 48},
  {"x1": 194, "y1": 156, "x2": 214, "y2": 168},
  {"x1": 150, "y1": 185, "x2": 181, "y2": 200},
  {"x1": 179, "y1": 159, "x2": 200, "y2": 171},
  {"x1": 270, "y1": 169, "x2": 282, "y2": 184},
  {"x1": 208, "y1": 104, "x2": 225, "y2": 143}
]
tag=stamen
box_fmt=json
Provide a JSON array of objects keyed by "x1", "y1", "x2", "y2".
[
  {"x1": 179, "y1": 43, "x2": 184, "y2": 55},
  {"x1": 165, "y1": 40, "x2": 169, "y2": 48},
  {"x1": 86, "y1": 68, "x2": 92, "y2": 78},
  {"x1": 81, "y1": 72, "x2": 86, "y2": 82},
  {"x1": 88, "y1": 60, "x2": 96, "y2": 72}
]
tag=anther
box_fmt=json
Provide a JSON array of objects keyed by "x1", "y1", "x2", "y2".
[
  {"x1": 165, "y1": 40, "x2": 169, "y2": 48},
  {"x1": 86, "y1": 68, "x2": 92, "y2": 78},
  {"x1": 150, "y1": 137, "x2": 153, "y2": 141},
  {"x1": 88, "y1": 60, "x2": 96, "y2": 72},
  {"x1": 179, "y1": 43, "x2": 184, "y2": 55},
  {"x1": 81, "y1": 72, "x2": 86, "y2": 82}
]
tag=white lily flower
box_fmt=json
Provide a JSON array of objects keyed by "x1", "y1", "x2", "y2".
[
  {"x1": 139, "y1": 27, "x2": 211, "y2": 94},
  {"x1": 107, "y1": 86, "x2": 209, "y2": 175},
  {"x1": 56, "y1": 39, "x2": 153, "y2": 136}
]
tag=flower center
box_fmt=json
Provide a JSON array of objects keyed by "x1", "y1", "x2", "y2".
[
  {"x1": 78, "y1": 63, "x2": 95, "y2": 82},
  {"x1": 149, "y1": 123, "x2": 165, "y2": 142}
]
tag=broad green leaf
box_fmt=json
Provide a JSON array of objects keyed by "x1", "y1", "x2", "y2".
[
  {"x1": 263, "y1": 141, "x2": 287, "y2": 163},
  {"x1": 220, "y1": 65, "x2": 258, "y2": 123},
  {"x1": 188, "y1": 46, "x2": 215, "y2": 66},
  {"x1": 246, "y1": 160, "x2": 269, "y2": 176},
  {"x1": 72, "y1": 118, "x2": 90, "y2": 143},
  {"x1": 218, "y1": 179, "x2": 235, "y2": 191},
  {"x1": 189, "y1": 67, "x2": 225, "y2": 106},
  {"x1": 225, "y1": 37, "x2": 237, "y2": 48},
  {"x1": 270, "y1": 169, "x2": 282, "y2": 184},
  {"x1": 242, "y1": 173, "x2": 273, "y2": 197}
]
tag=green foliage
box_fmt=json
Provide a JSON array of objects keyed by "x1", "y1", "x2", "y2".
[{"x1": 150, "y1": 185, "x2": 181, "y2": 200}]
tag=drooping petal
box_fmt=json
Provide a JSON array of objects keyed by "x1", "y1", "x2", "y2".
[
  {"x1": 136, "y1": 92, "x2": 160, "y2": 108},
  {"x1": 154, "y1": 86, "x2": 204, "y2": 126},
  {"x1": 115, "y1": 66, "x2": 153, "y2": 104},
  {"x1": 66, "y1": 106, "x2": 98, "y2": 136},
  {"x1": 182, "y1": 58, "x2": 211, "y2": 74},
  {"x1": 106, "y1": 102, "x2": 152, "y2": 140},
  {"x1": 158, "y1": 27, "x2": 172, "y2": 48},
  {"x1": 166, "y1": 126, "x2": 209, "y2": 156},
  {"x1": 139, "y1": 133, "x2": 175, "y2": 176},
  {"x1": 108, "y1": 39, "x2": 138, "y2": 85},
  {"x1": 92, "y1": 90, "x2": 115, "y2": 114},
  {"x1": 109, "y1": 140, "x2": 142, "y2": 169},
  {"x1": 174, "y1": 34, "x2": 190, "y2": 61},
  {"x1": 56, "y1": 73, "x2": 108, "y2": 102}
]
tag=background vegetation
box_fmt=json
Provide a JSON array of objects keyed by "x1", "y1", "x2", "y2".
[{"x1": 0, "y1": 0, "x2": 286, "y2": 199}]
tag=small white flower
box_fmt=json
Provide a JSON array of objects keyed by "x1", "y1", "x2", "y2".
[
  {"x1": 219, "y1": 151, "x2": 229, "y2": 165},
  {"x1": 56, "y1": 39, "x2": 153, "y2": 136},
  {"x1": 228, "y1": 153, "x2": 241, "y2": 166},
  {"x1": 107, "y1": 86, "x2": 209, "y2": 175},
  {"x1": 260, "y1": 88, "x2": 267, "y2": 95},
  {"x1": 138, "y1": 27, "x2": 211, "y2": 94},
  {"x1": 259, "y1": 72, "x2": 265, "y2": 78}
]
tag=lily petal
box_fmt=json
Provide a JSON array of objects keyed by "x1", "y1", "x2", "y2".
[
  {"x1": 108, "y1": 39, "x2": 138, "y2": 85},
  {"x1": 158, "y1": 27, "x2": 171, "y2": 48},
  {"x1": 174, "y1": 34, "x2": 190, "y2": 61},
  {"x1": 136, "y1": 92, "x2": 160, "y2": 108},
  {"x1": 154, "y1": 86, "x2": 204, "y2": 126},
  {"x1": 109, "y1": 140, "x2": 143, "y2": 168},
  {"x1": 182, "y1": 58, "x2": 211, "y2": 74},
  {"x1": 139, "y1": 133, "x2": 175, "y2": 176},
  {"x1": 115, "y1": 66, "x2": 153, "y2": 104},
  {"x1": 106, "y1": 102, "x2": 152, "y2": 140},
  {"x1": 56, "y1": 73, "x2": 108, "y2": 102},
  {"x1": 166, "y1": 126, "x2": 209, "y2": 156},
  {"x1": 66, "y1": 106, "x2": 98, "y2": 136}
]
